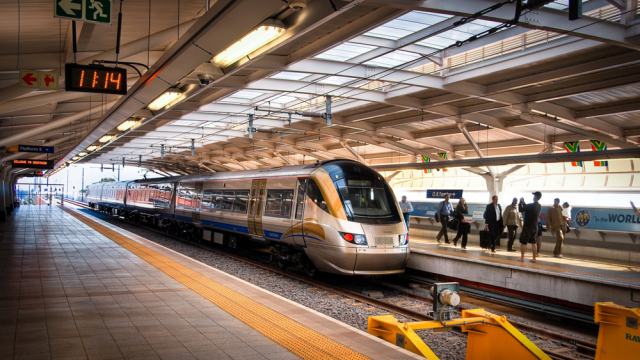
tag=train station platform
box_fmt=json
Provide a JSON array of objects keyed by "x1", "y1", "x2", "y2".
[
  {"x1": 0, "y1": 206, "x2": 421, "y2": 360},
  {"x1": 407, "y1": 237, "x2": 640, "y2": 309}
]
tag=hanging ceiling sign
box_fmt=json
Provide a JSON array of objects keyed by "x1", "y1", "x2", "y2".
[
  {"x1": 426, "y1": 189, "x2": 464, "y2": 199},
  {"x1": 8, "y1": 145, "x2": 55, "y2": 154},
  {"x1": 19, "y1": 70, "x2": 59, "y2": 90},
  {"x1": 12, "y1": 160, "x2": 55, "y2": 169},
  {"x1": 54, "y1": 0, "x2": 112, "y2": 25},
  {"x1": 65, "y1": 64, "x2": 127, "y2": 95},
  {"x1": 24, "y1": 171, "x2": 45, "y2": 178}
]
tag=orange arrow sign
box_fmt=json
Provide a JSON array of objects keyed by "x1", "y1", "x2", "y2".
[{"x1": 19, "y1": 70, "x2": 39, "y2": 88}]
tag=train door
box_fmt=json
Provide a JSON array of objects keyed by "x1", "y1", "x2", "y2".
[
  {"x1": 248, "y1": 179, "x2": 267, "y2": 236},
  {"x1": 293, "y1": 178, "x2": 307, "y2": 246},
  {"x1": 191, "y1": 182, "x2": 204, "y2": 224}
]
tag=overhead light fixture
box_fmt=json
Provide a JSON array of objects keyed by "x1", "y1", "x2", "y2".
[
  {"x1": 117, "y1": 119, "x2": 141, "y2": 132},
  {"x1": 99, "y1": 135, "x2": 116, "y2": 143},
  {"x1": 212, "y1": 20, "x2": 286, "y2": 68},
  {"x1": 72, "y1": 156, "x2": 80, "y2": 160},
  {"x1": 78, "y1": 152, "x2": 87, "y2": 156},
  {"x1": 87, "y1": 145, "x2": 100, "y2": 151},
  {"x1": 148, "y1": 90, "x2": 182, "y2": 111}
]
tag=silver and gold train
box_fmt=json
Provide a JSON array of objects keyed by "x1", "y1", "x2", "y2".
[{"x1": 87, "y1": 160, "x2": 409, "y2": 276}]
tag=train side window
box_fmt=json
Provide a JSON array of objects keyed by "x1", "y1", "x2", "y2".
[
  {"x1": 234, "y1": 191, "x2": 249, "y2": 213},
  {"x1": 306, "y1": 178, "x2": 329, "y2": 213},
  {"x1": 282, "y1": 190, "x2": 294, "y2": 217},
  {"x1": 202, "y1": 190, "x2": 222, "y2": 211},
  {"x1": 295, "y1": 178, "x2": 306, "y2": 220},
  {"x1": 221, "y1": 191, "x2": 235, "y2": 211},
  {"x1": 265, "y1": 190, "x2": 283, "y2": 217},
  {"x1": 202, "y1": 190, "x2": 213, "y2": 211}
]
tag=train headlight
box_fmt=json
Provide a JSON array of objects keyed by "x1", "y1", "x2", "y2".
[
  {"x1": 340, "y1": 232, "x2": 367, "y2": 245},
  {"x1": 399, "y1": 234, "x2": 408, "y2": 246}
]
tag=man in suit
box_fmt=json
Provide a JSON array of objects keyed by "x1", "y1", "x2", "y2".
[{"x1": 484, "y1": 195, "x2": 503, "y2": 253}]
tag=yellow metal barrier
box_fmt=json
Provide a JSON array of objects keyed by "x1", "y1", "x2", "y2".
[
  {"x1": 367, "y1": 309, "x2": 551, "y2": 360},
  {"x1": 595, "y1": 302, "x2": 640, "y2": 359}
]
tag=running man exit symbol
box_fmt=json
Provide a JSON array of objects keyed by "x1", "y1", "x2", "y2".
[{"x1": 54, "y1": 0, "x2": 111, "y2": 25}]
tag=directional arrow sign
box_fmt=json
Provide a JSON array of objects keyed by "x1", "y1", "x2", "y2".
[
  {"x1": 19, "y1": 70, "x2": 39, "y2": 88},
  {"x1": 54, "y1": 0, "x2": 112, "y2": 25},
  {"x1": 55, "y1": 0, "x2": 82, "y2": 20}
]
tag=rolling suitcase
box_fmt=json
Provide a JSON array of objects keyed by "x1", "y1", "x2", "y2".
[{"x1": 479, "y1": 230, "x2": 489, "y2": 249}]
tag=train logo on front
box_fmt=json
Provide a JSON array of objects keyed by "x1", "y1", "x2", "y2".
[{"x1": 575, "y1": 210, "x2": 591, "y2": 227}]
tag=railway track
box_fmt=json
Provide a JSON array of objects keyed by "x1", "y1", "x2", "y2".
[{"x1": 63, "y1": 200, "x2": 598, "y2": 360}]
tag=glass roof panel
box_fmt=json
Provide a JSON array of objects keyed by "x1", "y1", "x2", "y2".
[
  {"x1": 266, "y1": 94, "x2": 299, "y2": 104},
  {"x1": 318, "y1": 76, "x2": 359, "y2": 85},
  {"x1": 230, "y1": 90, "x2": 266, "y2": 99},
  {"x1": 542, "y1": 0, "x2": 569, "y2": 9},
  {"x1": 364, "y1": 11, "x2": 453, "y2": 40},
  {"x1": 364, "y1": 50, "x2": 422, "y2": 68},
  {"x1": 314, "y1": 42, "x2": 377, "y2": 62},
  {"x1": 417, "y1": 19, "x2": 502, "y2": 49},
  {"x1": 269, "y1": 71, "x2": 311, "y2": 81}
]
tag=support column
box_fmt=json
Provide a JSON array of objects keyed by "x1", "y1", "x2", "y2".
[{"x1": 0, "y1": 180, "x2": 7, "y2": 221}]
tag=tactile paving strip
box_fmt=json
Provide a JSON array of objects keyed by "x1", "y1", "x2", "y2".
[
  {"x1": 416, "y1": 247, "x2": 640, "y2": 285},
  {"x1": 62, "y1": 207, "x2": 371, "y2": 360}
]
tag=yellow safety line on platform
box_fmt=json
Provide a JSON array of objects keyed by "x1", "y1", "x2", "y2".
[
  {"x1": 61, "y1": 207, "x2": 371, "y2": 360},
  {"x1": 414, "y1": 247, "x2": 640, "y2": 285}
]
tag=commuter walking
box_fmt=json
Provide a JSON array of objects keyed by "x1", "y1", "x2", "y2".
[
  {"x1": 436, "y1": 194, "x2": 454, "y2": 244},
  {"x1": 503, "y1": 197, "x2": 523, "y2": 252},
  {"x1": 518, "y1": 192, "x2": 542, "y2": 263},
  {"x1": 547, "y1": 198, "x2": 567, "y2": 258},
  {"x1": 484, "y1": 195, "x2": 503, "y2": 253},
  {"x1": 562, "y1": 202, "x2": 572, "y2": 233},
  {"x1": 399, "y1": 196, "x2": 413, "y2": 231},
  {"x1": 452, "y1": 198, "x2": 470, "y2": 249}
]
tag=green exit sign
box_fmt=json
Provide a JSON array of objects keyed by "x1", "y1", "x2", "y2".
[{"x1": 54, "y1": 0, "x2": 112, "y2": 25}]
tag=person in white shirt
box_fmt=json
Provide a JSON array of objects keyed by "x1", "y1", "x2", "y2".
[
  {"x1": 399, "y1": 196, "x2": 414, "y2": 230},
  {"x1": 562, "y1": 202, "x2": 572, "y2": 233}
]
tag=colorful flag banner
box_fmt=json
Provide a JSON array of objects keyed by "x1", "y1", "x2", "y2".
[
  {"x1": 420, "y1": 155, "x2": 432, "y2": 174},
  {"x1": 563, "y1": 141, "x2": 582, "y2": 167},
  {"x1": 437, "y1": 152, "x2": 447, "y2": 172},
  {"x1": 590, "y1": 140, "x2": 608, "y2": 167}
]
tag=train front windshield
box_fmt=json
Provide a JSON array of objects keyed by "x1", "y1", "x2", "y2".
[{"x1": 322, "y1": 161, "x2": 401, "y2": 224}]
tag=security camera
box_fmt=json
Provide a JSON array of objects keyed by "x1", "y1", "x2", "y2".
[
  {"x1": 197, "y1": 74, "x2": 214, "y2": 87},
  {"x1": 288, "y1": 0, "x2": 307, "y2": 11}
]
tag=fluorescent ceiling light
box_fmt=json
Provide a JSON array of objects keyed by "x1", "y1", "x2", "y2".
[
  {"x1": 117, "y1": 119, "x2": 141, "y2": 132},
  {"x1": 148, "y1": 90, "x2": 182, "y2": 111},
  {"x1": 78, "y1": 152, "x2": 87, "y2": 156},
  {"x1": 212, "y1": 20, "x2": 286, "y2": 68},
  {"x1": 72, "y1": 156, "x2": 80, "y2": 160},
  {"x1": 99, "y1": 135, "x2": 115, "y2": 143},
  {"x1": 87, "y1": 145, "x2": 100, "y2": 151}
]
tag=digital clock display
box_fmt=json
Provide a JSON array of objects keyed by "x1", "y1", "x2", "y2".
[{"x1": 65, "y1": 64, "x2": 127, "y2": 95}]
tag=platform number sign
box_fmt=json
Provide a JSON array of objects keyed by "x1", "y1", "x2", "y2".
[{"x1": 55, "y1": 0, "x2": 112, "y2": 25}]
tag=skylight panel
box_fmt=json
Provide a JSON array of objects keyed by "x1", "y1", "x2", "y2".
[
  {"x1": 269, "y1": 72, "x2": 311, "y2": 81},
  {"x1": 364, "y1": 11, "x2": 453, "y2": 40},
  {"x1": 315, "y1": 42, "x2": 377, "y2": 62},
  {"x1": 541, "y1": 0, "x2": 569, "y2": 9},
  {"x1": 266, "y1": 94, "x2": 299, "y2": 105},
  {"x1": 231, "y1": 90, "x2": 266, "y2": 99},
  {"x1": 417, "y1": 19, "x2": 502, "y2": 49},
  {"x1": 364, "y1": 50, "x2": 421, "y2": 68},
  {"x1": 318, "y1": 76, "x2": 359, "y2": 85}
]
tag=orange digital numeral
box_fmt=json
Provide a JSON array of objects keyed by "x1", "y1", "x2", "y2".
[
  {"x1": 110, "y1": 73, "x2": 121, "y2": 89},
  {"x1": 79, "y1": 70, "x2": 85, "y2": 87},
  {"x1": 104, "y1": 73, "x2": 109, "y2": 89},
  {"x1": 92, "y1": 71, "x2": 99, "y2": 88}
]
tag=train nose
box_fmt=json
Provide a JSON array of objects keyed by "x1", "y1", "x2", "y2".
[{"x1": 353, "y1": 223, "x2": 410, "y2": 274}]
